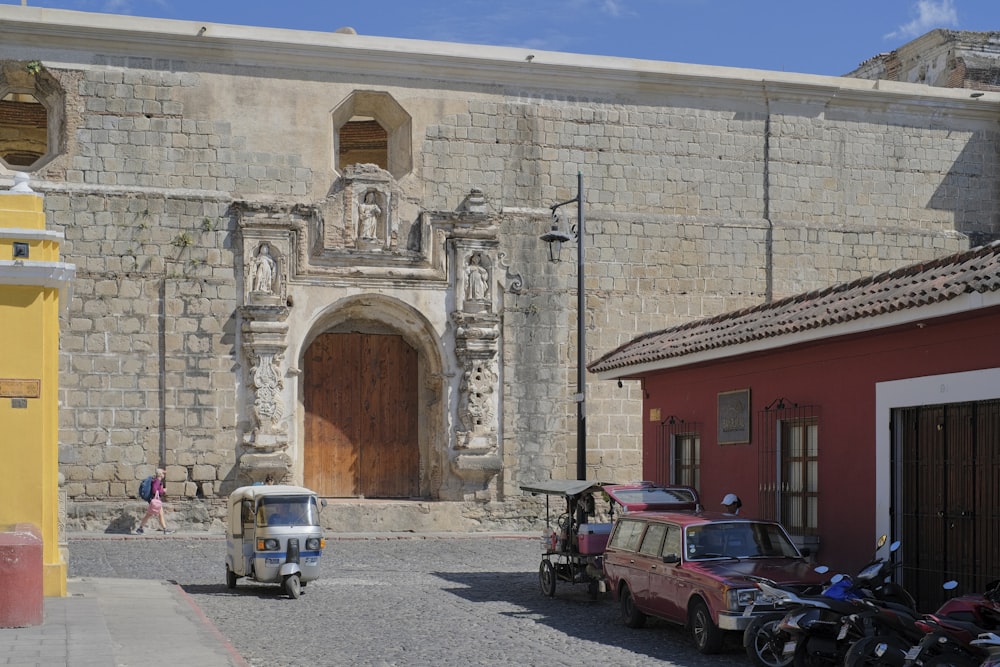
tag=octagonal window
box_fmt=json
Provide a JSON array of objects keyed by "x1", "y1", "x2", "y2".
[
  {"x1": 0, "y1": 62, "x2": 64, "y2": 172},
  {"x1": 332, "y1": 91, "x2": 411, "y2": 179},
  {"x1": 0, "y1": 92, "x2": 47, "y2": 168}
]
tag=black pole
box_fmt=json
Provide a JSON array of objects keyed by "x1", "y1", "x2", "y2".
[{"x1": 576, "y1": 171, "x2": 586, "y2": 481}]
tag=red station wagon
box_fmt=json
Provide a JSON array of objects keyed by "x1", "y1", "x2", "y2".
[{"x1": 603, "y1": 510, "x2": 826, "y2": 654}]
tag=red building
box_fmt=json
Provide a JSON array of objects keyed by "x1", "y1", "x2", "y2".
[{"x1": 590, "y1": 243, "x2": 1000, "y2": 610}]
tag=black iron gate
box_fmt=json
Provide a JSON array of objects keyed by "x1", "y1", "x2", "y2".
[{"x1": 895, "y1": 399, "x2": 1000, "y2": 611}]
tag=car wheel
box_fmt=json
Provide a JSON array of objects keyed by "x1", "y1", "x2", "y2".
[
  {"x1": 539, "y1": 560, "x2": 556, "y2": 597},
  {"x1": 619, "y1": 583, "x2": 647, "y2": 628},
  {"x1": 226, "y1": 565, "x2": 237, "y2": 589},
  {"x1": 689, "y1": 599, "x2": 724, "y2": 654},
  {"x1": 744, "y1": 613, "x2": 793, "y2": 667}
]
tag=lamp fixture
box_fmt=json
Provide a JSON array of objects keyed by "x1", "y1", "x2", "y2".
[{"x1": 539, "y1": 172, "x2": 587, "y2": 479}]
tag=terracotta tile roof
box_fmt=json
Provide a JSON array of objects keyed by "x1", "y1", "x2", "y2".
[{"x1": 589, "y1": 242, "x2": 1000, "y2": 375}]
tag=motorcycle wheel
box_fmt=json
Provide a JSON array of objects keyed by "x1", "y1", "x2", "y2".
[
  {"x1": 843, "y1": 635, "x2": 909, "y2": 667},
  {"x1": 744, "y1": 613, "x2": 794, "y2": 667},
  {"x1": 792, "y1": 637, "x2": 836, "y2": 667},
  {"x1": 284, "y1": 573, "x2": 301, "y2": 599},
  {"x1": 539, "y1": 560, "x2": 556, "y2": 597},
  {"x1": 919, "y1": 655, "x2": 982, "y2": 667}
]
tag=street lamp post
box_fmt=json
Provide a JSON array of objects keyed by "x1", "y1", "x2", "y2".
[{"x1": 540, "y1": 171, "x2": 586, "y2": 480}]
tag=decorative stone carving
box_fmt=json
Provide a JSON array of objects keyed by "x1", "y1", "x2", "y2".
[
  {"x1": 250, "y1": 242, "x2": 278, "y2": 294},
  {"x1": 244, "y1": 239, "x2": 286, "y2": 307},
  {"x1": 463, "y1": 251, "x2": 490, "y2": 312},
  {"x1": 250, "y1": 350, "x2": 286, "y2": 435},
  {"x1": 458, "y1": 361, "x2": 497, "y2": 433},
  {"x1": 235, "y1": 205, "x2": 296, "y2": 483},
  {"x1": 451, "y1": 309, "x2": 501, "y2": 464},
  {"x1": 344, "y1": 164, "x2": 395, "y2": 252}
]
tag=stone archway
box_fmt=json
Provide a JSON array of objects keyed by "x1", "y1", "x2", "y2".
[{"x1": 298, "y1": 296, "x2": 446, "y2": 499}]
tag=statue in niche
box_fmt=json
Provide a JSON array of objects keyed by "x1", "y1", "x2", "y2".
[
  {"x1": 465, "y1": 253, "x2": 489, "y2": 302},
  {"x1": 358, "y1": 190, "x2": 382, "y2": 240},
  {"x1": 250, "y1": 243, "x2": 277, "y2": 294}
]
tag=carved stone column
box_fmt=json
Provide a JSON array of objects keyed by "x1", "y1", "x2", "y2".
[
  {"x1": 450, "y1": 235, "x2": 503, "y2": 481},
  {"x1": 240, "y1": 304, "x2": 291, "y2": 481}
]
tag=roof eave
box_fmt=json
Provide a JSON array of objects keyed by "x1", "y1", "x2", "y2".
[{"x1": 593, "y1": 290, "x2": 1000, "y2": 381}]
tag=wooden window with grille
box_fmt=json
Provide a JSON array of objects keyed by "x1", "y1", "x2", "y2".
[
  {"x1": 656, "y1": 417, "x2": 701, "y2": 488},
  {"x1": 781, "y1": 418, "x2": 819, "y2": 535},
  {"x1": 672, "y1": 432, "x2": 701, "y2": 489}
]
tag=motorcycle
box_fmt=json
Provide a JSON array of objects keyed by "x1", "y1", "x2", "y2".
[
  {"x1": 844, "y1": 580, "x2": 1000, "y2": 667},
  {"x1": 971, "y1": 631, "x2": 1000, "y2": 667},
  {"x1": 744, "y1": 536, "x2": 912, "y2": 667}
]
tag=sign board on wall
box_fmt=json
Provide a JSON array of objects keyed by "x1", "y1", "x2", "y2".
[{"x1": 718, "y1": 388, "x2": 750, "y2": 444}]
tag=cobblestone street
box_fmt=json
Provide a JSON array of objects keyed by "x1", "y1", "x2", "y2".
[{"x1": 69, "y1": 534, "x2": 750, "y2": 666}]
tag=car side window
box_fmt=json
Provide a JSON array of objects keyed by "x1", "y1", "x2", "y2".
[
  {"x1": 609, "y1": 518, "x2": 645, "y2": 552},
  {"x1": 662, "y1": 524, "x2": 681, "y2": 560},
  {"x1": 638, "y1": 523, "x2": 667, "y2": 557}
]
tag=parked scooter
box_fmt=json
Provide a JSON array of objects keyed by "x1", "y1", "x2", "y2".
[
  {"x1": 844, "y1": 580, "x2": 1000, "y2": 667},
  {"x1": 840, "y1": 583, "x2": 958, "y2": 667},
  {"x1": 744, "y1": 536, "x2": 911, "y2": 667},
  {"x1": 899, "y1": 580, "x2": 1000, "y2": 666},
  {"x1": 970, "y1": 631, "x2": 1000, "y2": 667}
]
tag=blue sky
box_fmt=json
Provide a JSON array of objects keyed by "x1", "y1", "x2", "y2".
[{"x1": 3, "y1": 0, "x2": 1000, "y2": 76}]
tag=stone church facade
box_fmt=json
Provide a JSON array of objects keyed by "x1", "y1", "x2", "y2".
[{"x1": 1, "y1": 7, "x2": 998, "y2": 531}]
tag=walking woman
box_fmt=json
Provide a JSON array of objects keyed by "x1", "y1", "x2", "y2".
[{"x1": 136, "y1": 468, "x2": 173, "y2": 534}]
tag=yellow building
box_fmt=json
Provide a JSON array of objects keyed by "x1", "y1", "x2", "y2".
[{"x1": 0, "y1": 173, "x2": 75, "y2": 597}]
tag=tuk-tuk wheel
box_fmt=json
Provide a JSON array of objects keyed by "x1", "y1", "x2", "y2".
[
  {"x1": 539, "y1": 560, "x2": 556, "y2": 597},
  {"x1": 285, "y1": 573, "x2": 302, "y2": 599},
  {"x1": 226, "y1": 566, "x2": 237, "y2": 590}
]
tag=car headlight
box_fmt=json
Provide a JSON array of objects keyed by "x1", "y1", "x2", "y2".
[
  {"x1": 305, "y1": 537, "x2": 324, "y2": 551},
  {"x1": 728, "y1": 588, "x2": 759, "y2": 610},
  {"x1": 256, "y1": 538, "x2": 280, "y2": 551}
]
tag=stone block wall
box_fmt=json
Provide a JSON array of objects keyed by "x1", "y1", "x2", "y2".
[{"x1": 0, "y1": 9, "x2": 993, "y2": 529}]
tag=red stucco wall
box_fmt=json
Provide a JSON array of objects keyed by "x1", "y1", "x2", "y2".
[{"x1": 637, "y1": 308, "x2": 1000, "y2": 573}]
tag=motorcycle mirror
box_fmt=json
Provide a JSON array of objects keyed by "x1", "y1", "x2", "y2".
[
  {"x1": 943, "y1": 580, "x2": 959, "y2": 590},
  {"x1": 876, "y1": 534, "x2": 888, "y2": 549},
  {"x1": 815, "y1": 565, "x2": 829, "y2": 574},
  {"x1": 889, "y1": 541, "x2": 901, "y2": 552}
]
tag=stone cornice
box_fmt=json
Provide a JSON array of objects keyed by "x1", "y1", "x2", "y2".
[{"x1": 2, "y1": 6, "x2": 999, "y2": 119}]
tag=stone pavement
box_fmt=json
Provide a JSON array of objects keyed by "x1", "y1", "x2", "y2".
[
  {"x1": 2, "y1": 531, "x2": 751, "y2": 666},
  {"x1": 0, "y1": 573, "x2": 247, "y2": 667}
]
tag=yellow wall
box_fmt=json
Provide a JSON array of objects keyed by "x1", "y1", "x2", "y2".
[{"x1": 0, "y1": 189, "x2": 71, "y2": 596}]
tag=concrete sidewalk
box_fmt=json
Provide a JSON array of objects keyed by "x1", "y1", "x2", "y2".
[{"x1": 0, "y1": 577, "x2": 248, "y2": 667}]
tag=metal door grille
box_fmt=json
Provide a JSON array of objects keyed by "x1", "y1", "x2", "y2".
[
  {"x1": 896, "y1": 399, "x2": 1000, "y2": 611},
  {"x1": 757, "y1": 400, "x2": 820, "y2": 525}
]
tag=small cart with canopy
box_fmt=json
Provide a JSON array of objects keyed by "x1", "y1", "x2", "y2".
[{"x1": 521, "y1": 480, "x2": 701, "y2": 599}]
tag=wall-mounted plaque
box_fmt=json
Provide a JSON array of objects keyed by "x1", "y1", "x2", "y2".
[
  {"x1": 0, "y1": 379, "x2": 40, "y2": 398},
  {"x1": 718, "y1": 388, "x2": 750, "y2": 444}
]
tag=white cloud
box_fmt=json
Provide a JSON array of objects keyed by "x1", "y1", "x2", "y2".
[
  {"x1": 602, "y1": 0, "x2": 625, "y2": 16},
  {"x1": 885, "y1": 0, "x2": 959, "y2": 40}
]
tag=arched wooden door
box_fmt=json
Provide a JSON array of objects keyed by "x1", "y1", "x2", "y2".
[{"x1": 304, "y1": 332, "x2": 419, "y2": 498}]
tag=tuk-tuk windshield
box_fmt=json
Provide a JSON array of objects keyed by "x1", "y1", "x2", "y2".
[{"x1": 256, "y1": 495, "x2": 320, "y2": 527}]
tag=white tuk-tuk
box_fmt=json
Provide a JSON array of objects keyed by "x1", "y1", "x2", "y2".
[{"x1": 225, "y1": 485, "x2": 326, "y2": 599}]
